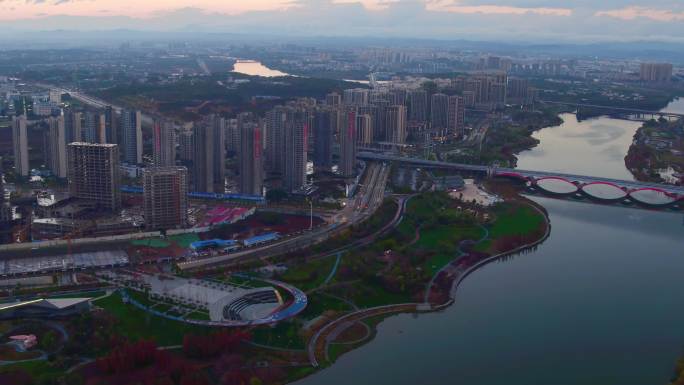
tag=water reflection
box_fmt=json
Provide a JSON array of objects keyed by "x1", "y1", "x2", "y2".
[
  {"x1": 516, "y1": 113, "x2": 641, "y2": 180},
  {"x1": 231, "y1": 60, "x2": 291, "y2": 77}
]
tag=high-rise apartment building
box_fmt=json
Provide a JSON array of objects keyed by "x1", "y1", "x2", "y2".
[
  {"x1": 12, "y1": 115, "x2": 29, "y2": 177},
  {"x1": 84, "y1": 111, "x2": 106, "y2": 143},
  {"x1": 339, "y1": 107, "x2": 357, "y2": 177},
  {"x1": 46, "y1": 116, "x2": 68, "y2": 178},
  {"x1": 430, "y1": 93, "x2": 449, "y2": 130},
  {"x1": 385, "y1": 105, "x2": 407, "y2": 144},
  {"x1": 120, "y1": 110, "x2": 142, "y2": 164},
  {"x1": 238, "y1": 122, "x2": 264, "y2": 196},
  {"x1": 640, "y1": 63, "x2": 673, "y2": 83},
  {"x1": 67, "y1": 143, "x2": 120, "y2": 212},
  {"x1": 206, "y1": 115, "x2": 226, "y2": 187},
  {"x1": 408, "y1": 90, "x2": 428, "y2": 122},
  {"x1": 313, "y1": 109, "x2": 334, "y2": 172},
  {"x1": 265, "y1": 106, "x2": 288, "y2": 175},
  {"x1": 283, "y1": 110, "x2": 308, "y2": 192},
  {"x1": 389, "y1": 89, "x2": 407, "y2": 106},
  {"x1": 153, "y1": 120, "x2": 176, "y2": 167},
  {"x1": 225, "y1": 118, "x2": 240, "y2": 154},
  {"x1": 343, "y1": 89, "x2": 369, "y2": 106},
  {"x1": 192, "y1": 123, "x2": 215, "y2": 193},
  {"x1": 143, "y1": 166, "x2": 188, "y2": 230},
  {"x1": 447, "y1": 96, "x2": 466, "y2": 137},
  {"x1": 64, "y1": 110, "x2": 82, "y2": 143},
  {"x1": 356, "y1": 114, "x2": 373, "y2": 145},
  {"x1": 326, "y1": 92, "x2": 342, "y2": 107},
  {"x1": 178, "y1": 130, "x2": 194, "y2": 162},
  {"x1": 104, "y1": 106, "x2": 117, "y2": 144},
  {"x1": 507, "y1": 77, "x2": 530, "y2": 104}
]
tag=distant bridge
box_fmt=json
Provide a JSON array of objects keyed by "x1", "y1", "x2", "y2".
[
  {"x1": 539, "y1": 100, "x2": 684, "y2": 120},
  {"x1": 358, "y1": 152, "x2": 684, "y2": 206}
]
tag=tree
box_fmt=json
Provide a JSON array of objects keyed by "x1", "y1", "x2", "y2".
[{"x1": 40, "y1": 330, "x2": 59, "y2": 352}]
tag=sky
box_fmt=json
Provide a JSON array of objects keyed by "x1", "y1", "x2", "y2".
[{"x1": 1, "y1": 0, "x2": 684, "y2": 42}]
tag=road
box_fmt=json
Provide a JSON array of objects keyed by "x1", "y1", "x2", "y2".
[
  {"x1": 178, "y1": 162, "x2": 390, "y2": 271},
  {"x1": 35, "y1": 83, "x2": 155, "y2": 125}
]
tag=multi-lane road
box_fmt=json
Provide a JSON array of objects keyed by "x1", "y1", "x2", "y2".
[
  {"x1": 179, "y1": 162, "x2": 390, "y2": 271},
  {"x1": 36, "y1": 83, "x2": 155, "y2": 125}
]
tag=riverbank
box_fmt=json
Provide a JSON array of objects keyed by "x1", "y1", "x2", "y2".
[
  {"x1": 283, "y1": 190, "x2": 550, "y2": 380},
  {"x1": 446, "y1": 106, "x2": 567, "y2": 168},
  {"x1": 625, "y1": 118, "x2": 684, "y2": 185}
]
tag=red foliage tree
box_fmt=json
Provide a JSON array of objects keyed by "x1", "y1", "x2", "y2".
[
  {"x1": 183, "y1": 330, "x2": 251, "y2": 359},
  {"x1": 96, "y1": 339, "x2": 159, "y2": 374},
  {"x1": 180, "y1": 372, "x2": 211, "y2": 385}
]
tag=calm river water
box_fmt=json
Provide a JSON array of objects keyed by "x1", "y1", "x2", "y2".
[
  {"x1": 232, "y1": 60, "x2": 291, "y2": 77},
  {"x1": 296, "y1": 102, "x2": 684, "y2": 385}
]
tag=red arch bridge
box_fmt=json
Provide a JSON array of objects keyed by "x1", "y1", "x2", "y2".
[{"x1": 358, "y1": 152, "x2": 684, "y2": 207}]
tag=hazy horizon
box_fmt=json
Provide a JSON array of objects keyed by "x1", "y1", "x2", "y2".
[{"x1": 1, "y1": 1, "x2": 684, "y2": 44}]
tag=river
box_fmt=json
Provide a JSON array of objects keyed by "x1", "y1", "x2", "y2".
[
  {"x1": 295, "y1": 102, "x2": 684, "y2": 385},
  {"x1": 516, "y1": 113, "x2": 641, "y2": 180},
  {"x1": 232, "y1": 60, "x2": 291, "y2": 77},
  {"x1": 231, "y1": 60, "x2": 371, "y2": 84}
]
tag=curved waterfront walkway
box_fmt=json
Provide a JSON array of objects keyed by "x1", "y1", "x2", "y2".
[{"x1": 307, "y1": 199, "x2": 551, "y2": 367}]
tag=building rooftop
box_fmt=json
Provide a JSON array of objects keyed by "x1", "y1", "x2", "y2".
[
  {"x1": 68, "y1": 142, "x2": 118, "y2": 148},
  {"x1": 0, "y1": 297, "x2": 91, "y2": 312}
]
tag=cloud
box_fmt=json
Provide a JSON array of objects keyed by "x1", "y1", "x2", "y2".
[
  {"x1": 1, "y1": 0, "x2": 684, "y2": 43},
  {"x1": 426, "y1": 1, "x2": 571, "y2": 16},
  {"x1": 596, "y1": 6, "x2": 684, "y2": 22},
  {"x1": 332, "y1": 0, "x2": 399, "y2": 10}
]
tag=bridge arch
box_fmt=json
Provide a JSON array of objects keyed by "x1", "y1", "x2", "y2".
[
  {"x1": 534, "y1": 176, "x2": 579, "y2": 195},
  {"x1": 494, "y1": 171, "x2": 529, "y2": 181},
  {"x1": 580, "y1": 182, "x2": 629, "y2": 201},
  {"x1": 629, "y1": 187, "x2": 678, "y2": 206}
]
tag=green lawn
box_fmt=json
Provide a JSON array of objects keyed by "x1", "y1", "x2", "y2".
[
  {"x1": 130, "y1": 238, "x2": 171, "y2": 248},
  {"x1": 93, "y1": 292, "x2": 208, "y2": 346},
  {"x1": 298, "y1": 292, "x2": 352, "y2": 320},
  {"x1": 488, "y1": 204, "x2": 544, "y2": 238},
  {"x1": 423, "y1": 253, "x2": 459, "y2": 276},
  {"x1": 413, "y1": 224, "x2": 485, "y2": 251},
  {"x1": 130, "y1": 233, "x2": 199, "y2": 249},
  {"x1": 186, "y1": 311, "x2": 211, "y2": 321},
  {"x1": 0, "y1": 360, "x2": 63, "y2": 384},
  {"x1": 279, "y1": 256, "x2": 336, "y2": 292},
  {"x1": 252, "y1": 320, "x2": 305, "y2": 350},
  {"x1": 332, "y1": 282, "x2": 412, "y2": 309},
  {"x1": 168, "y1": 233, "x2": 200, "y2": 248}
]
